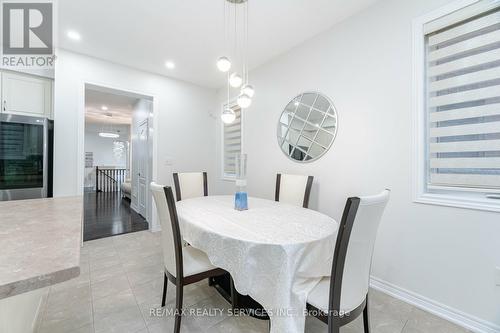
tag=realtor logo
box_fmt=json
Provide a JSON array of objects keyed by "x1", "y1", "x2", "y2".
[
  {"x1": 3, "y1": 2, "x2": 53, "y2": 54},
  {"x1": 1, "y1": 1, "x2": 54, "y2": 69}
]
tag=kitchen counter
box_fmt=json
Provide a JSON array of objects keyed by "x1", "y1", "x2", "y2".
[{"x1": 0, "y1": 196, "x2": 83, "y2": 300}]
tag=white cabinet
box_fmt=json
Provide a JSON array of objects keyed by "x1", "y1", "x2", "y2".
[{"x1": 1, "y1": 71, "x2": 53, "y2": 119}]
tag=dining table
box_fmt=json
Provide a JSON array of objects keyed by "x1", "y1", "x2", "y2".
[{"x1": 176, "y1": 195, "x2": 338, "y2": 333}]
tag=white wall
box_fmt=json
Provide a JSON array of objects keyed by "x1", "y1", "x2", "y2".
[
  {"x1": 214, "y1": 0, "x2": 500, "y2": 330},
  {"x1": 84, "y1": 123, "x2": 130, "y2": 168},
  {"x1": 53, "y1": 50, "x2": 217, "y2": 201}
]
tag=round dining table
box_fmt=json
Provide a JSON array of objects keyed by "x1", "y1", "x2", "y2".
[{"x1": 176, "y1": 195, "x2": 338, "y2": 333}]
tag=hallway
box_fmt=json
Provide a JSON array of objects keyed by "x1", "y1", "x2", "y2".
[{"x1": 84, "y1": 192, "x2": 148, "y2": 241}]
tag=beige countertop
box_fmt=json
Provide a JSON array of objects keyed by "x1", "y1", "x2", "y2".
[{"x1": 0, "y1": 196, "x2": 83, "y2": 299}]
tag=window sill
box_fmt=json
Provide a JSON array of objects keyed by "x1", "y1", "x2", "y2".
[{"x1": 415, "y1": 192, "x2": 500, "y2": 213}]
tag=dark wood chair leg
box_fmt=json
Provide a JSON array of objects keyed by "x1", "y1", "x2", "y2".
[
  {"x1": 363, "y1": 298, "x2": 370, "y2": 333},
  {"x1": 174, "y1": 284, "x2": 184, "y2": 333},
  {"x1": 328, "y1": 318, "x2": 340, "y2": 333},
  {"x1": 230, "y1": 277, "x2": 238, "y2": 310},
  {"x1": 329, "y1": 323, "x2": 340, "y2": 333},
  {"x1": 161, "y1": 273, "x2": 168, "y2": 307}
]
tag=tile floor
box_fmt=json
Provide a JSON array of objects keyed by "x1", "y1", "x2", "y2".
[{"x1": 38, "y1": 231, "x2": 471, "y2": 333}]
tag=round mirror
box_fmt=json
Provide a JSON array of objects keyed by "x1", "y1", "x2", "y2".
[{"x1": 277, "y1": 92, "x2": 338, "y2": 162}]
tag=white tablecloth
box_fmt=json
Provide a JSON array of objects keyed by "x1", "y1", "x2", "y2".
[{"x1": 176, "y1": 196, "x2": 338, "y2": 333}]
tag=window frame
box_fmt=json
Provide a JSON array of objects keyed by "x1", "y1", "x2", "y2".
[
  {"x1": 412, "y1": 0, "x2": 500, "y2": 212},
  {"x1": 220, "y1": 99, "x2": 244, "y2": 181}
]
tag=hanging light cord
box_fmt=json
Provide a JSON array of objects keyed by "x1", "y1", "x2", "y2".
[
  {"x1": 223, "y1": 0, "x2": 226, "y2": 51},
  {"x1": 234, "y1": 2, "x2": 237, "y2": 70},
  {"x1": 245, "y1": 0, "x2": 249, "y2": 85},
  {"x1": 222, "y1": 0, "x2": 252, "y2": 109},
  {"x1": 247, "y1": 1, "x2": 250, "y2": 84},
  {"x1": 227, "y1": 72, "x2": 230, "y2": 107},
  {"x1": 224, "y1": 0, "x2": 230, "y2": 107}
]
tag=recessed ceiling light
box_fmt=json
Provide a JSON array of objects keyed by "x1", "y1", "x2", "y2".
[
  {"x1": 101, "y1": 105, "x2": 108, "y2": 111},
  {"x1": 67, "y1": 30, "x2": 81, "y2": 41},
  {"x1": 165, "y1": 61, "x2": 175, "y2": 69}
]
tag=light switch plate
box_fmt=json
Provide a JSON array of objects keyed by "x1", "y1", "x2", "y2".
[{"x1": 495, "y1": 267, "x2": 500, "y2": 286}]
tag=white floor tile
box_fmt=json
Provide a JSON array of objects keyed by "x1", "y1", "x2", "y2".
[
  {"x1": 91, "y1": 275, "x2": 131, "y2": 300},
  {"x1": 36, "y1": 231, "x2": 470, "y2": 333},
  {"x1": 93, "y1": 289, "x2": 138, "y2": 321},
  {"x1": 93, "y1": 306, "x2": 146, "y2": 333}
]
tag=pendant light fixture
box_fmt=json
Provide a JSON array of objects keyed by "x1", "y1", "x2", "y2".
[
  {"x1": 217, "y1": 56, "x2": 231, "y2": 72},
  {"x1": 221, "y1": 107, "x2": 236, "y2": 124},
  {"x1": 222, "y1": 71, "x2": 236, "y2": 124},
  {"x1": 99, "y1": 113, "x2": 120, "y2": 138},
  {"x1": 236, "y1": 0, "x2": 253, "y2": 109},
  {"x1": 99, "y1": 132, "x2": 120, "y2": 138},
  {"x1": 113, "y1": 141, "x2": 125, "y2": 159},
  {"x1": 229, "y1": 72, "x2": 243, "y2": 88},
  {"x1": 236, "y1": 93, "x2": 251, "y2": 108},
  {"x1": 241, "y1": 84, "x2": 254, "y2": 98},
  {"x1": 218, "y1": 0, "x2": 254, "y2": 124}
]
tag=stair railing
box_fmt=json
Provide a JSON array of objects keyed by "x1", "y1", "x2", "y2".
[{"x1": 96, "y1": 167, "x2": 127, "y2": 193}]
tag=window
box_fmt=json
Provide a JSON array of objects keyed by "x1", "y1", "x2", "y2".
[
  {"x1": 414, "y1": 0, "x2": 500, "y2": 211},
  {"x1": 222, "y1": 104, "x2": 242, "y2": 179}
]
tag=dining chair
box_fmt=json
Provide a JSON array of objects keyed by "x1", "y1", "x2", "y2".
[
  {"x1": 306, "y1": 189, "x2": 390, "y2": 333},
  {"x1": 172, "y1": 172, "x2": 208, "y2": 201},
  {"x1": 150, "y1": 182, "x2": 225, "y2": 333},
  {"x1": 275, "y1": 173, "x2": 314, "y2": 208}
]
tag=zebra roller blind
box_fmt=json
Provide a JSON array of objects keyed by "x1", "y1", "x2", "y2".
[
  {"x1": 425, "y1": 0, "x2": 500, "y2": 190},
  {"x1": 223, "y1": 106, "x2": 241, "y2": 177}
]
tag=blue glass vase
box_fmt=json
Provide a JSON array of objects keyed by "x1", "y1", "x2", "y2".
[{"x1": 234, "y1": 154, "x2": 248, "y2": 211}]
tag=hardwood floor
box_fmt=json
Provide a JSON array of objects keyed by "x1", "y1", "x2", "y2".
[{"x1": 84, "y1": 191, "x2": 149, "y2": 241}]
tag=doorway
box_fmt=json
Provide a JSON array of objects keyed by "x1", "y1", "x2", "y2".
[{"x1": 83, "y1": 85, "x2": 153, "y2": 241}]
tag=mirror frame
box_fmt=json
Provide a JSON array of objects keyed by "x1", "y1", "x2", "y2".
[{"x1": 276, "y1": 91, "x2": 339, "y2": 163}]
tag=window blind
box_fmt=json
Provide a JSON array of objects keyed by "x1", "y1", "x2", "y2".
[
  {"x1": 223, "y1": 106, "x2": 241, "y2": 177},
  {"x1": 425, "y1": 2, "x2": 500, "y2": 190}
]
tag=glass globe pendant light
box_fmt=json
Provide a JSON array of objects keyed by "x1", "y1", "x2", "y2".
[
  {"x1": 216, "y1": 56, "x2": 231, "y2": 72},
  {"x1": 237, "y1": 93, "x2": 252, "y2": 108},
  {"x1": 241, "y1": 84, "x2": 254, "y2": 98},
  {"x1": 229, "y1": 73, "x2": 243, "y2": 88},
  {"x1": 221, "y1": 107, "x2": 236, "y2": 124}
]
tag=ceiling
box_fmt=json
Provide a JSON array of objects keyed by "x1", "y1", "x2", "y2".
[
  {"x1": 85, "y1": 89, "x2": 138, "y2": 125},
  {"x1": 58, "y1": 0, "x2": 378, "y2": 88}
]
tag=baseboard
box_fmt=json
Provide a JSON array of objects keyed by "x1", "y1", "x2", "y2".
[{"x1": 370, "y1": 276, "x2": 500, "y2": 333}]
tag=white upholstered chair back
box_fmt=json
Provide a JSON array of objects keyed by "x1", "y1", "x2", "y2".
[
  {"x1": 339, "y1": 190, "x2": 390, "y2": 311},
  {"x1": 275, "y1": 173, "x2": 314, "y2": 208},
  {"x1": 150, "y1": 182, "x2": 179, "y2": 277},
  {"x1": 173, "y1": 172, "x2": 207, "y2": 201}
]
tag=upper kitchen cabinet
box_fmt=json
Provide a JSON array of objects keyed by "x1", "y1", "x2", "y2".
[{"x1": 1, "y1": 72, "x2": 53, "y2": 119}]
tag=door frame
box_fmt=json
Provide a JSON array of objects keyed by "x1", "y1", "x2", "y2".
[{"x1": 76, "y1": 81, "x2": 159, "y2": 231}]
